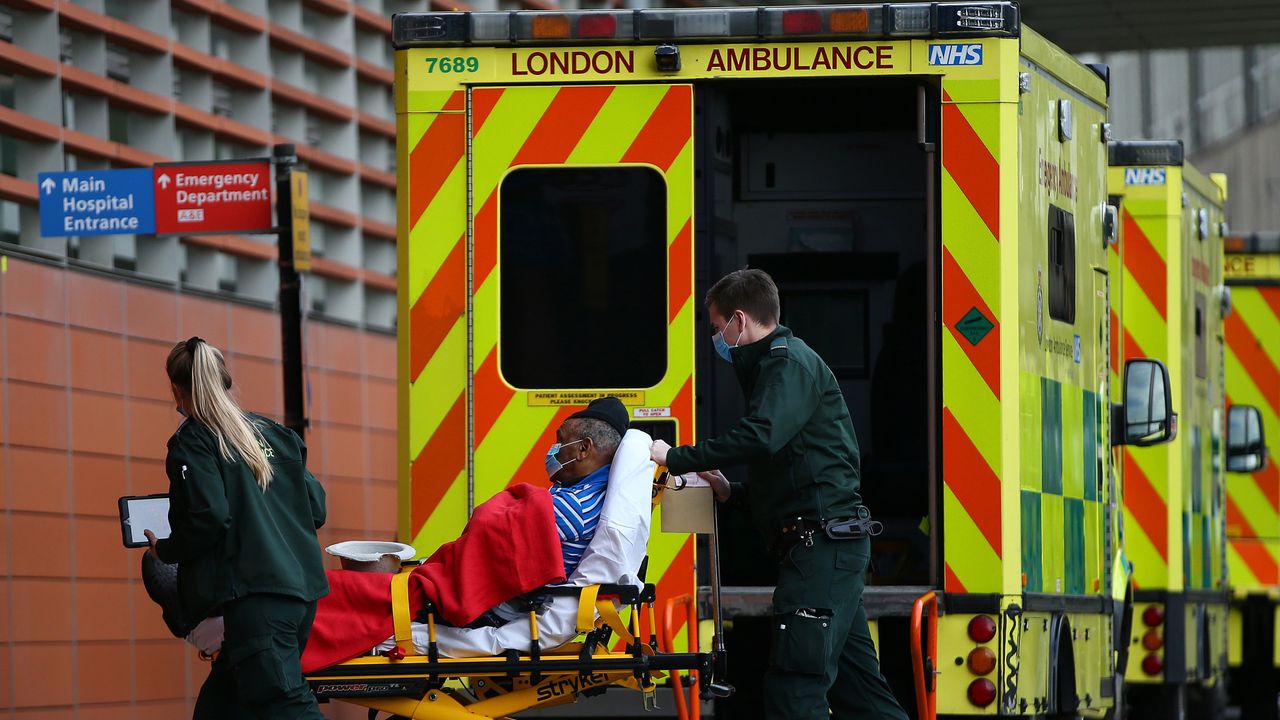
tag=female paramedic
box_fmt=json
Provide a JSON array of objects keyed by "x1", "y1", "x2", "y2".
[{"x1": 144, "y1": 337, "x2": 328, "y2": 719}]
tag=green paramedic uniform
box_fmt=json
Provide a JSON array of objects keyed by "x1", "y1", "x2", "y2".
[
  {"x1": 155, "y1": 413, "x2": 329, "y2": 719},
  {"x1": 665, "y1": 326, "x2": 907, "y2": 720}
]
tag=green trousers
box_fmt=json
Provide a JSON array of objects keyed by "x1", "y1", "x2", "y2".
[
  {"x1": 765, "y1": 534, "x2": 909, "y2": 720},
  {"x1": 193, "y1": 593, "x2": 324, "y2": 720}
]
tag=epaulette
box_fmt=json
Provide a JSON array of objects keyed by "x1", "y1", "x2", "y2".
[{"x1": 770, "y1": 336, "x2": 789, "y2": 357}]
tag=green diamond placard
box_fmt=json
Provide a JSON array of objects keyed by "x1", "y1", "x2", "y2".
[{"x1": 955, "y1": 307, "x2": 994, "y2": 346}]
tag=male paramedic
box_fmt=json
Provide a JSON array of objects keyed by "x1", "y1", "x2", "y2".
[{"x1": 650, "y1": 269, "x2": 907, "y2": 720}]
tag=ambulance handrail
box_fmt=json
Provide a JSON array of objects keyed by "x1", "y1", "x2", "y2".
[
  {"x1": 910, "y1": 590, "x2": 939, "y2": 720},
  {"x1": 662, "y1": 593, "x2": 700, "y2": 720}
]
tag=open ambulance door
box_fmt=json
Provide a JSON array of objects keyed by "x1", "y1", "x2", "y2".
[{"x1": 466, "y1": 82, "x2": 697, "y2": 603}]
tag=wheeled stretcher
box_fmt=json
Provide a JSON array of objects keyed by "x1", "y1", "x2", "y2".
[{"x1": 304, "y1": 429, "x2": 731, "y2": 719}]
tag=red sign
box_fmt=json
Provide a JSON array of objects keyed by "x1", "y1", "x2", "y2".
[{"x1": 153, "y1": 160, "x2": 273, "y2": 235}]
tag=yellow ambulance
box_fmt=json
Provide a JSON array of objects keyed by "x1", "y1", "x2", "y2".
[
  {"x1": 1222, "y1": 232, "x2": 1279, "y2": 718},
  {"x1": 392, "y1": 3, "x2": 1170, "y2": 715}
]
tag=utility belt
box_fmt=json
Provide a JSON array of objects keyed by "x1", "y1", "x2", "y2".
[{"x1": 774, "y1": 508, "x2": 883, "y2": 553}]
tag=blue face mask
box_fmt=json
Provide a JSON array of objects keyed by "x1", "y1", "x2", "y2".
[
  {"x1": 545, "y1": 438, "x2": 585, "y2": 480},
  {"x1": 712, "y1": 315, "x2": 743, "y2": 363}
]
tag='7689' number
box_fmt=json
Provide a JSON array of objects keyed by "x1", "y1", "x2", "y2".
[{"x1": 425, "y1": 57, "x2": 479, "y2": 73}]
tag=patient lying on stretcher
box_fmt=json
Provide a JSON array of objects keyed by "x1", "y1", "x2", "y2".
[{"x1": 144, "y1": 397, "x2": 655, "y2": 670}]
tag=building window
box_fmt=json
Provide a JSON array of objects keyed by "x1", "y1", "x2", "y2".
[
  {"x1": 172, "y1": 69, "x2": 184, "y2": 103},
  {"x1": 0, "y1": 7, "x2": 13, "y2": 43},
  {"x1": 1048, "y1": 205, "x2": 1076, "y2": 324},
  {"x1": 60, "y1": 29, "x2": 73, "y2": 64},
  {"x1": 211, "y1": 25, "x2": 234, "y2": 61},
  {"x1": 0, "y1": 71, "x2": 14, "y2": 109},
  {"x1": 499, "y1": 166, "x2": 667, "y2": 389},
  {"x1": 212, "y1": 81, "x2": 232, "y2": 118},
  {"x1": 108, "y1": 104, "x2": 129, "y2": 144},
  {"x1": 0, "y1": 199, "x2": 20, "y2": 243},
  {"x1": 106, "y1": 44, "x2": 131, "y2": 83}
]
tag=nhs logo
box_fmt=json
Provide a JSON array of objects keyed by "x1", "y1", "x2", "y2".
[
  {"x1": 928, "y1": 43, "x2": 983, "y2": 66},
  {"x1": 1124, "y1": 168, "x2": 1167, "y2": 185}
]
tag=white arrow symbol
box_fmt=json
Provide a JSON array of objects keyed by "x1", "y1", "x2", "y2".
[
  {"x1": 41, "y1": 178, "x2": 55, "y2": 195},
  {"x1": 157, "y1": 174, "x2": 170, "y2": 189}
]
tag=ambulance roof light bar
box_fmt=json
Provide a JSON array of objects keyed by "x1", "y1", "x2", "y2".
[
  {"x1": 392, "y1": 2, "x2": 1019, "y2": 48},
  {"x1": 1108, "y1": 140, "x2": 1185, "y2": 167}
]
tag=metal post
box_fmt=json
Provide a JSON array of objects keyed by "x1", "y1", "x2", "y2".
[{"x1": 274, "y1": 143, "x2": 307, "y2": 437}]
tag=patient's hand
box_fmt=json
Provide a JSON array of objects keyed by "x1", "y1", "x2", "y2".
[
  {"x1": 650, "y1": 440, "x2": 671, "y2": 466},
  {"x1": 698, "y1": 470, "x2": 731, "y2": 502}
]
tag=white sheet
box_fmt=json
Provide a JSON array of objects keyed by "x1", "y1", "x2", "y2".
[{"x1": 374, "y1": 427, "x2": 657, "y2": 658}]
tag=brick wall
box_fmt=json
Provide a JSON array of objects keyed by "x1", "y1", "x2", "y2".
[{"x1": 0, "y1": 255, "x2": 396, "y2": 718}]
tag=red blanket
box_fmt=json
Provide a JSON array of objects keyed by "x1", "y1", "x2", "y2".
[{"x1": 301, "y1": 483, "x2": 565, "y2": 672}]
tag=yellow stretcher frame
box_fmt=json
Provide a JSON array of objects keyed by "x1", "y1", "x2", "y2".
[{"x1": 304, "y1": 475, "x2": 721, "y2": 719}]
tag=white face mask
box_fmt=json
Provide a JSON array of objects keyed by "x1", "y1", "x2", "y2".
[{"x1": 544, "y1": 438, "x2": 585, "y2": 480}]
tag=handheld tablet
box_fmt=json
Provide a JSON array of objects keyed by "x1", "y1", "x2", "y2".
[{"x1": 119, "y1": 494, "x2": 171, "y2": 548}]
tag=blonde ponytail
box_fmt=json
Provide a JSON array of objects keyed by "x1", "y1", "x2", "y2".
[{"x1": 167, "y1": 338, "x2": 275, "y2": 490}]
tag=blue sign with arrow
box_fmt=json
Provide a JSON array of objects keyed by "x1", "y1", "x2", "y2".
[{"x1": 38, "y1": 169, "x2": 156, "y2": 237}]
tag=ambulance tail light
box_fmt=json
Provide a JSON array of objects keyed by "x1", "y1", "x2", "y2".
[
  {"x1": 967, "y1": 615, "x2": 997, "y2": 643},
  {"x1": 511, "y1": 11, "x2": 634, "y2": 42},
  {"x1": 1142, "y1": 629, "x2": 1163, "y2": 651},
  {"x1": 967, "y1": 678, "x2": 997, "y2": 707},
  {"x1": 635, "y1": 8, "x2": 757, "y2": 40},
  {"x1": 967, "y1": 647, "x2": 997, "y2": 675},
  {"x1": 1141, "y1": 653, "x2": 1163, "y2": 676},
  {"x1": 888, "y1": 4, "x2": 931, "y2": 35},
  {"x1": 761, "y1": 6, "x2": 881, "y2": 37},
  {"x1": 1142, "y1": 604, "x2": 1165, "y2": 628}
]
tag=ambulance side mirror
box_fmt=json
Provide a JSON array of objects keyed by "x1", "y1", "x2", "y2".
[
  {"x1": 1111, "y1": 359, "x2": 1176, "y2": 447},
  {"x1": 1227, "y1": 405, "x2": 1268, "y2": 473}
]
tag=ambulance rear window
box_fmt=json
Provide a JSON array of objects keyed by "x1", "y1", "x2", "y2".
[{"x1": 499, "y1": 166, "x2": 667, "y2": 390}]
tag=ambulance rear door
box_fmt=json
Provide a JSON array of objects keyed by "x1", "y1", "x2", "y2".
[{"x1": 468, "y1": 82, "x2": 697, "y2": 586}]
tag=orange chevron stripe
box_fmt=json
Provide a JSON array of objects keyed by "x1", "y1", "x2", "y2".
[
  {"x1": 474, "y1": 347, "x2": 513, "y2": 448},
  {"x1": 473, "y1": 193, "x2": 498, "y2": 287},
  {"x1": 944, "y1": 563, "x2": 967, "y2": 593},
  {"x1": 1226, "y1": 496, "x2": 1278, "y2": 582},
  {"x1": 942, "y1": 409, "x2": 1002, "y2": 557},
  {"x1": 621, "y1": 85, "x2": 691, "y2": 172},
  {"x1": 656, "y1": 537, "x2": 695, "y2": 643},
  {"x1": 409, "y1": 236, "x2": 465, "y2": 382},
  {"x1": 1231, "y1": 539, "x2": 1279, "y2": 585},
  {"x1": 411, "y1": 393, "x2": 467, "y2": 529},
  {"x1": 1225, "y1": 310, "x2": 1280, "y2": 417},
  {"x1": 942, "y1": 248, "x2": 1000, "y2": 399},
  {"x1": 1124, "y1": 450, "x2": 1168, "y2": 561},
  {"x1": 671, "y1": 377, "x2": 693, "y2": 445},
  {"x1": 1259, "y1": 286, "x2": 1280, "y2": 325},
  {"x1": 471, "y1": 87, "x2": 503, "y2": 133},
  {"x1": 442, "y1": 90, "x2": 464, "y2": 111},
  {"x1": 504, "y1": 407, "x2": 579, "y2": 492},
  {"x1": 1110, "y1": 308, "x2": 1121, "y2": 371},
  {"x1": 668, "y1": 219, "x2": 692, "y2": 324},
  {"x1": 510, "y1": 85, "x2": 615, "y2": 166},
  {"x1": 408, "y1": 112, "x2": 465, "y2": 227},
  {"x1": 1258, "y1": 463, "x2": 1280, "y2": 513},
  {"x1": 941, "y1": 92, "x2": 999, "y2": 240},
  {"x1": 1123, "y1": 327, "x2": 1147, "y2": 363},
  {"x1": 1121, "y1": 209, "x2": 1167, "y2": 319}
]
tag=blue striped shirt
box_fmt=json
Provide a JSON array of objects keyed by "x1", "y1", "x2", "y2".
[{"x1": 549, "y1": 464, "x2": 610, "y2": 577}]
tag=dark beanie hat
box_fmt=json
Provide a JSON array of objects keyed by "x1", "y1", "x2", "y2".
[{"x1": 568, "y1": 396, "x2": 629, "y2": 439}]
